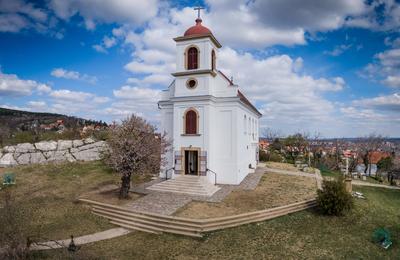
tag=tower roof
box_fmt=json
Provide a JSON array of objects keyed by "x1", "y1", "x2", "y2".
[
  {"x1": 174, "y1": 17, "x2": 222, "y2": 48},
  {"x1": 184, "y1": 18, "x2": 212, "y2": 37}
]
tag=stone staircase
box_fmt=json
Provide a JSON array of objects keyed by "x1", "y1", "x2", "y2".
[
  {"x1": 146, "y1": 175, "x2": 220, "y2": 197},
  {"x1": 79, "y1": 198, "x2": 317, "y2": 238}
]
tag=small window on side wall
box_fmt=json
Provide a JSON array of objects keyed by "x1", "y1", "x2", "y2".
[
  {"x1": 185, "y1": 109, "x2": 198, "y2": 134},
  {"x1": 211, "y1": 50, "x2": 216, "y2": 70}
]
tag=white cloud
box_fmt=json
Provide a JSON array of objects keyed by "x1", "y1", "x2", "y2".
[
  {"x1": 324, "y1": 44, "x2": 352, "y2": 56},
  {"x1": 104, "y1": 85, "x2": 161, "y2": 121},
  {"x1": 51, "y1": 68, "x2": 79, "y2": 79},
  {"x1": 353, "y1": 93, "x2": 400, "y2": 112},
  {"x1": 103, "y1": 36, "x2": 116, "y2": 48},
  {"x1": 51, "y1": 68, "x2": 97, "y2": 84},
  {"x1": 92, "y1": 44, "x2": 107, "y2": 53},
  {"x1": 49, "y1": 0, "x2": 158, "y2": 29},
  {"x1": 50, "y1": 89, "x2": 92, "y2": 102},
  {"x1": 344, "y1": 1, "x2": 400, "y2": 31},
  {"x1": 92, "y1": 35, "x2": 118, "y2": 53},
  {"x1": 0, "y1": 13, "x2": 29, "y2": 32},
  {"x1": 246, "y1": 0, "x2": 367, "y2": 31},
  {"x1": 382, "y1": 75, "x2": 400, "y2": 88},
  {"x1": 49, "y1": 89, "x2": 108, "y2": 103},
  {"x1": 215, "y1": 48, "x2": 347, "y2": 133},
  {"x1": 113, "y1": 86, "x2": 161, "y2": 101},
  {"x1": 0, "y1": 0, "x2": 63, "y2": 36},
  {"x1": 0, "y1": 71, "x2": 52, "y2": 96},
  {"x1": 28, "y1": 100, "x2": 47, "y2": 111},
  {"x1": 36, "y1": 84, "x2": 52, "y2": 94},
  {"x1": 361, "y1": 47, "x2": 400, "y2": 88}
]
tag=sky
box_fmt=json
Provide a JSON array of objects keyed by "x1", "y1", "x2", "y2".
[{"x1": 0, "y1": 0, "x2": 399, "y2": 138}]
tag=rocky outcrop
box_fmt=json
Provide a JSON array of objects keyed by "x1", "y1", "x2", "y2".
[{"x1": 0, "y1": 139, "x2": 108, "y2": 167}]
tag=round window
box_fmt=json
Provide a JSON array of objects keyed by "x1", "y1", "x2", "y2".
[{"x1": 186, "y1": 79, "x2": 197, "y2": 89}]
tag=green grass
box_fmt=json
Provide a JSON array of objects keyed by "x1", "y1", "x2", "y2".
[
  {"x1": 320, "y1": 168, "x2": 341, "y2": 178},
  {"x1": 31, "y1": 186, "x2": 400, "y2": 259}
]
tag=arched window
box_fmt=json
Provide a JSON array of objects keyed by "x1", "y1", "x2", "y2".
[
  {"x1": 185, "y1": 109, "x2": 198, "y2": 134},
  {"x1": 187, "y1": 47, "x2": 198, "y2": 70},
  {"x1": 211, "y1": 50, "x2": 216, "y2": 70}
]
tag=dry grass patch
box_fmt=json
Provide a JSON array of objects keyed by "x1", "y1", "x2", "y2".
[
  {"x1": 265, "y1": 162, "x2": 298, "y2": 171},
  {"x1": 175, "y1": 173, "x2": 317, "y2": 219},
  {"x1": 0, "y1": 161, "x2": 147, "y2": 241}
]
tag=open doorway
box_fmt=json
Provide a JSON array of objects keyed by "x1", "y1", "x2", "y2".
[{"x1": 184, "y1": 150, "x2": 198, "y2": 175}]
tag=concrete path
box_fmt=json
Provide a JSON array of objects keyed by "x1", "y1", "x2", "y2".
[
  {"x1": 125, "y1": 192, "x2": 193, "y2": 215},
  {"x1": 125, "y1": 167, "x2": 266, "y2": 214},
  {"x1": 30, "y1": 228, "x2": 131, "y2": 251},
  {"x1": 352, "y1": 181, "x2": 400, "y2": 190}
]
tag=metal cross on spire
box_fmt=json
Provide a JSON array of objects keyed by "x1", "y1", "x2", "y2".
[{"x1": 194, "y1": 6, "x2": 205, "y2": 19}]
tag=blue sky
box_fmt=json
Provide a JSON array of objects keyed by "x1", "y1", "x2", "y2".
[{"x1": 0, "y1": 0, "x2": 399, "y2": 137}]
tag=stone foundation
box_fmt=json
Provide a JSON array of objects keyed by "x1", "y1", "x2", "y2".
[{"x1": 0, "y1": 138, "x2": 108, "y2": 167}]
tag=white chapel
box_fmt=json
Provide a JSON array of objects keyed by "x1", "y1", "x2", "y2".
[{"x1": 157, "y1": 13, "x2": 261, "y2": 187}]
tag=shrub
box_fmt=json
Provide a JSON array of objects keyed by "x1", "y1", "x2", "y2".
[
  {"x1": 316, "y1": 177, "x2": 353, "y2": 216},
  {"x1": 269, "y1": 152, "x2": 282, "y2": 162},
  {"x1": 259, "y1": 149, "x2": 268, "y2": 161}
]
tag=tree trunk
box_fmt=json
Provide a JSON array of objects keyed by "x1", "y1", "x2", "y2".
[
  {"x1": 363, "y1": 154, "x2": 369, "y2": 175},
  {"x1": 119, "y1": 173, "x2": 131, "y2": 199}
]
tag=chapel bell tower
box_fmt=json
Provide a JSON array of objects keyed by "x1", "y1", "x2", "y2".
[{"x1": 172, "y1": 7, "x2": 222, "y2": 95}]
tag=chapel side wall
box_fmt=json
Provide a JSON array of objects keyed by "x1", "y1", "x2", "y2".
[
  {"x1": 208, "y1": 104, "x2": 239, "y2": 184},
  {"x1": 236, "y1": 105, "x2": 259, "y2": 183}
]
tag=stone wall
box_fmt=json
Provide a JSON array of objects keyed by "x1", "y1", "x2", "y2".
[{"x1": 0, "y1": 138, "x2": 108, "y2": 167}]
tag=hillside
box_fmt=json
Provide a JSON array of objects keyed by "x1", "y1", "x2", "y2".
[
  {"x1": 0, "y1": 107, "x2": 107, "y2": 146},
  {"x1": 0, "y1": 107, "x2": 104, "y2": 130}
]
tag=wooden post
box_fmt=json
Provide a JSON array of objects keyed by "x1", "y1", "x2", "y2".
[
  {"x1": 345, "y1": 177, "x2": 352, "y2": 193},
  {"x1": 344, "y1": 157, "x2": 352, "y2": 193}
]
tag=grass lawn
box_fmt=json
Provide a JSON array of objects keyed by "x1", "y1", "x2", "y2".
[
  {"x1": 0, "y1": 161, "x2": 145, "y2": 242},
  {"x1": 174, "y1": 173, "x2": 316, "y2": 218},
  {"x1": 320, "y1": 168, "x2": 341, "y2": 178},
  {"x1": 32, "y1": 186, "x2": 400, "y2": 259}
]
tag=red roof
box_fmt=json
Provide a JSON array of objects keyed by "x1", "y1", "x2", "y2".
[
  {"x1": 238, "y1": 90, "x2": 262, "y2": 116},
  {"x1": 369, "y1": 151, "x2": 391, "y2": 164},
  {"x1": 184, "y1": 18, "x2": 213, "y2": 37},
  {"x1": 218, "y1": 70, "x2": 233, "y2": 85}
]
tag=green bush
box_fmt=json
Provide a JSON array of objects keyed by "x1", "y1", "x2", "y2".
[
  {"x1": 316, "y1": 177, "x2": 353, "y2": 216},
  {"x1": 259, "y1": 149, "x2": 268, "y2": 161},
  {"x1": 269, "y1": 152, "x2": 282, "y2": 162}
]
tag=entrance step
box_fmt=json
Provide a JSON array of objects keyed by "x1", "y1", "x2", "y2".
[{"x1": 146, "y1": 175, "x2": 220, "y2": 196}]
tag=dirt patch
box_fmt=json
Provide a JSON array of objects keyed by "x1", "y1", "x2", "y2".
[
  {"x1": 80, "y1": 185, "x2": 142, "y2": 206},
  {"x1": 175, "y1": 173, "x2": 317, "y2": 219}
]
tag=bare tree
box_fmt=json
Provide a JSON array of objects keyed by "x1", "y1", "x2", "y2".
[
  {"x1": 283, "y1": 133, "x2": 309, "y2": 163},
  {"x1": 262, "y1": 127, "x2": 282, "y2": 140},
  {"x1": 308, "y1": 131, "x2": 322, "y2": 167},
  {"x1": 104, "y1": 115, "x2": 170, "y2": 198},
  {"x1": 357, "y1": 134, "x2": 385, "y2": 177}
]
